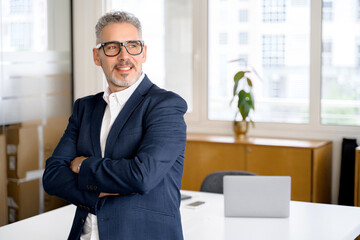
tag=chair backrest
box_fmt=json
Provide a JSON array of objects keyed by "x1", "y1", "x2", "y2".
[{"x1": 200, "y1": 170, "x2": 257, "y2": 194}]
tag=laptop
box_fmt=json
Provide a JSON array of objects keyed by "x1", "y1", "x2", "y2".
[{"x1": 223, "y1": 175, "x2": 291, "y2": 218}]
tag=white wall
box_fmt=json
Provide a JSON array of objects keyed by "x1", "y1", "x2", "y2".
[{"x1": 72, "y1": 0, "x2": 105, "y2": 99}]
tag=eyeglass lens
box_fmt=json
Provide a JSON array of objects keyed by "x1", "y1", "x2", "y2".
[{"x1": 103, "y1": 41, "x2": 143, "y2": 56}]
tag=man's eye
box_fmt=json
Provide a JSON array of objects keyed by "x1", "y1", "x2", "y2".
[{"x1": 106, "y1": 44, "x2": 119, "y2": 50}]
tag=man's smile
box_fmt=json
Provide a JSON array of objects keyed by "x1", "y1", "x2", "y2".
[
  {"x1": 114, "y1": 62, "x2": 134, "y2": 73},
  {"x1": 117, "y1": 66, "x2": 131, "y2": 71}
]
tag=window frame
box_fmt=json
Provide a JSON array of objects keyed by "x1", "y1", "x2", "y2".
[{"x1": 186, "y1": 0, "x2": 360, "y2": 137}]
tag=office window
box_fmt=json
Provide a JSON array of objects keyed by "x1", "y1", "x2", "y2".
[
  {"x1": 321, "y1": 2, "x2": 360, "y2": 125},
  {"x1": 291, "y1": 0, "x2": 307, "y2": 7},
  {"x1": 239, "y1": 32, "x2": 248, "y2": 45},
  {"x1": 358, "y1": 44, "x2": 360, "y2": 67},
  {"x1": 262, "y1": 35, "x2": 285, "y2": 67},
  {"x1": 219, "y1": 10, "x2": 228, "y2": 22},
  {"x1": 219, "y1": 32, "x2": 228, "y2": 45},
  {"x1": 208, "y1": 0, "x2": 310, "y2": 123},
  {"x1": 239, "y1": 10, "x2": 248, "y2": 22},
  {"x1": 104, "y1": 0, "x2": 360, "y2": 127},
  {"x1": 270, "y1": 77, "x2": 284, "y2": 98},
  {"x1": 10, "y1": 23, "x2": 31, "y2": 49},
  {"x1": 262, "y1": 0, "x2": 286, "y2": 23},
  {"x1": 106, "y1": 0, "x2": 193, "y2": 112},
  {"x1": 9, "y1": 0, "x2": 31, "y2": 13},
  {"x1": 322, "y1": 0, "x2": 333, "y2": 21},
  {"x1": 322, "y1": 40, "x2": 332, "y2": 66},
  {"x1": 237, "y1": 55, "x2": 248, "y2": 66}
]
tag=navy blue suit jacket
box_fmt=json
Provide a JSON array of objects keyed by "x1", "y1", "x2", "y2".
[{"x1": 42, "y1": 76, "x2": 187, "y2": 240}]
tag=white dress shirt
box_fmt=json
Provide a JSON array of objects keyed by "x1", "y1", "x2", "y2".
[{"x1": 80, "y1": 73, "x2": 145, "y2": 240}]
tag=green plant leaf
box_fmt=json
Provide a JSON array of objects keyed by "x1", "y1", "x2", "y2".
[
  {"x1": 247, "y1": 78, "x2": 253, "y2": 87},
  {"x1": 233, "y1": 81, "x2": 239, "y2": 96},
  {"x1": 233, "y1": 71, "x2": 245, "y2": 96},
  {"x1": 234, "y1": 71, "x2": 245, "y2": 82},
  {"x1": 237, "y1": 90, "x2": 252, "y2": 120}
]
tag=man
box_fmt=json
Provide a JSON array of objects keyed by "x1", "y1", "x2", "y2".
[{"x1": 42, "y1": 11, "x2": 187, "y2": 240}]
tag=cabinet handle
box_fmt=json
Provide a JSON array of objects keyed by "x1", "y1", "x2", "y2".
[{"x1": 247, "y1": 148, "x2": 252, "y2": 153}]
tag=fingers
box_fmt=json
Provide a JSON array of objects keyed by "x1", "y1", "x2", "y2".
[
  {"x1": 70, "y1": 156, "x2": 87, "y2": 174},
  {"x1": 99, "y1": 192, "x2": 120, "y2": 198}
]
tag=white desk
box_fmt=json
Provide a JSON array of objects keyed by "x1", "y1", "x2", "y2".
[
  {"x1": 181, "y1": 191, "x2": 360, "y2": 240},
  {"x1": 1, "y1": 190, "x2": 360, "y2": 240}
]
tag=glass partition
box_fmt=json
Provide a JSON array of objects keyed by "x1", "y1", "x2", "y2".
[{"x1": 0, "y1": 0, "x2": 72, "y2": 225}]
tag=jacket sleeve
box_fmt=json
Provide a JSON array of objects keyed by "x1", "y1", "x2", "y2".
[
  {"x1": 77, "y1": 93, "x2": 187, "y2": 195},
  {"x1": 42, "y1": 99, "x2": 99, "y2": 214}
]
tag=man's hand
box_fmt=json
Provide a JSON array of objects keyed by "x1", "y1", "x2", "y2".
[
  {"x1": 99, "y1": 192, "x2": 120, "y2": 198},
  {"x1": 70, "y1": 157, "x2": 120, "y2": 197},
  {"x1": 70, "y1": 156, "x2": 87, "y2": 174}
]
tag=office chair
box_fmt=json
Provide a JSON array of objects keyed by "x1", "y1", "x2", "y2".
[{"x1": 200, "y1": 170, "x2": 257, "y2": 194}]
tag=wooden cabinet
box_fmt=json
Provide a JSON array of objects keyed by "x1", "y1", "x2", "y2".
[
  {"x1": 0, "y1": 135, "x2": 7, "y2": 226},
  {"x1": 355, "y1": 147, "x2": 360, "y2": 206},
  {"x1": 182, "y1": 134, "x2": 332, "y2": 203},
  {"x1": 246, "y1": 145, "x2": 312, "y2": 201}
]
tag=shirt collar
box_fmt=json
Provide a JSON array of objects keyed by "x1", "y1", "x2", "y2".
[{"x1": 103, "y1": 73, "x2": 145, "y2": 105}]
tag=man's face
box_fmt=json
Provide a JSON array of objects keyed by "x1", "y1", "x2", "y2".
[{"x1": 93, "y1": 23, "x2": 147, "y2": 92}]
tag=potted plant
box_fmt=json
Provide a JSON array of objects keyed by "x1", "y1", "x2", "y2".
[{"x1": 230, "y1": 68, "x2": 257, "y2": 138}]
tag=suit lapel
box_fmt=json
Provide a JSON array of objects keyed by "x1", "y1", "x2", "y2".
[
  {"x1": 104, "y1": 76, "x2": 154, "y2": 157},
  {"x1": 90, "y1": 95, "x2": 107, "y2": 157}
]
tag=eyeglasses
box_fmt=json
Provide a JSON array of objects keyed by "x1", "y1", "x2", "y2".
[{"x1": 96, "y1": 40, "x2": 144, "y2": 57}]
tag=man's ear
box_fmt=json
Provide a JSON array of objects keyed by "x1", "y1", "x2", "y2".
[
  {"x1": 141, "y1": 45, "x2": 147, "y2": 63},
  {"x1": 93, "y1": 48, "x2": 101, "y2": 66}
]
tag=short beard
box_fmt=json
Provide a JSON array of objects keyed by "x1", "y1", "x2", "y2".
[
  {"x1": 107, "y1": 71, "x2": 142, "y2": 87},
  {"x1": 101, "y1": 60, "x2": 142, "y2": 88},
  {"x1": 110, "y1": 74, "x2": 131, "y2": 87}
]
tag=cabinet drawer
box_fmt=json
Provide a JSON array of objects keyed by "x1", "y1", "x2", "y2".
[
  {"x1": 182, "y1": 142, "x2": 246, "y2": 190},
  {"x1": 246, "y1": 145, "x2": 312, "y2": 201}
]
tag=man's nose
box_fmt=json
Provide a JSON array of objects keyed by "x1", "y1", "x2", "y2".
[{"x1": 117, "y1": 46, "x2": 130, "y2": 59}]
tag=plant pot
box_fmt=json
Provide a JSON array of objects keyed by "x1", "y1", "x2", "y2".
[{"x1": 233, "y1": 120, "x2": 249, "y2": 138}]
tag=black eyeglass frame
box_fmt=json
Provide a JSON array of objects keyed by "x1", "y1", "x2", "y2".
[{"x1": 95, "y1": 40, "x2": 145, "y2": 57}]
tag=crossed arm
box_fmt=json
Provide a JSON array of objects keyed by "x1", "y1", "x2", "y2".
[
  {"x1": 70, "y1": 156, "x2": 118, "y2": 198},
  {"x1": 43, "y1": 94, "x2": 187, "y2": 213}
]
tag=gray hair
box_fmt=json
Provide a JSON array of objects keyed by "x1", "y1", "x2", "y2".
[{"x1": 95, "y1": 11, "x2": 142, "y2": 43}]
